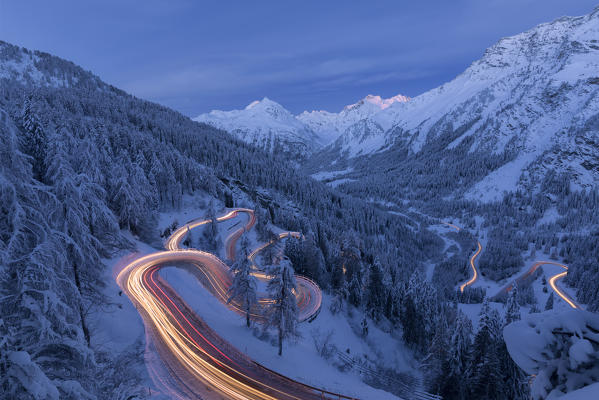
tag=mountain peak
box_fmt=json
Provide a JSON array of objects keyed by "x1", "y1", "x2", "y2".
[
  {"x1": 343, "y1": 93, "x2": 410, "y2": 112},
  {"x1": 245, "y1": 97, "x2": 283, "y2": 110}
]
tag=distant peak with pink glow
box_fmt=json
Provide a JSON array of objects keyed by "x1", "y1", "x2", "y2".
[{"x1": 344, "y1": 94, "x2": 410, "y2": 112}]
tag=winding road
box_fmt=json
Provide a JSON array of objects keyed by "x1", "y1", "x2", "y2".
[
  {"x1": 117, "y1": 209, "x2": 345, "y2": 399},
  {"x1": 443, "y1": 222, "x2": 579, "y2": 309},
  {"x1": 442, "y1": 222, "x2": 482, "y2": 293},
  {"x1": 492, "y1": 261, "x2": 580, "y2": 309}
]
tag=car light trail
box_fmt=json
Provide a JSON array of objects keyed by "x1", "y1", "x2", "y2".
[
  {"x1": 492, "y1": 261, "x2": 580, "y2": 310},
  {"x1": 460, "y1": 241, "x2": 482, "y2": 293},
  {"x1": 117, "y1": 209, "x2": 337, "y2": 399},
  {"x1": 441, "y1": 221, "x2": 482, "y2": 293},
  {"x1": 542, "y1": 261, "x2": 579, "y2": 310}
]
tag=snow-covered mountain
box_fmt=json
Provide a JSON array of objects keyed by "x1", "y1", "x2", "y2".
[
  {"x1": 194, "y1": 97, "x2": 322, "y2": 161},
  {"x1": 297, "y1": 94, "x2": 409, "y2": 145},
  {"x1": 193, "y1": 94, "x2": 409, "y2": 160},
  {"x1": 315, "y1": 7, "x2": 599, "y2": 201}
]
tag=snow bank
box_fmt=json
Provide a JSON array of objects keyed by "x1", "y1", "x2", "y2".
[
  {"x1": 504, "y1": 310, "x2": 599, "y2": 399},
  {"x1": 162, "y1": 267, "x2": 408, "y2": 400}
]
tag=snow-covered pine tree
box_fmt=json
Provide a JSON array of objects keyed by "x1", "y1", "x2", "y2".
[
  {"x1": 443, "y1": 310, "x2": 473, "y2": 399},
  {"x1": 227, "y1": 238, "x2": 257, "y2": 327},
  {"x1": 425, "y1": 312, "x2": 450, "y2": 395},
  {"x1": 505, "y1": 283, "x2": 521, "y2": 325},
  {"x1": 347, "y1": 273, "x2": 362, "y2": 307},
  {"x1": 202, "y1": 202, "x2": 220, "y2": 252},
  {"x1": 266, "y1": 258, "x2": 299, "y2": 356},
  {"x1": 284, "y1": 235, "x2": 324, "y2": 283},
  {"x1": 183, "y1": 226, "x2": 192, "y2": 248},
  {"x1": 544, "y1": 292, "x2": 554, "y2": 310},
  {"x1": 468, "y1": 298, "x2": 502, "y2": 399},
  {"x1": 261, "y1": 230, "x2": 279, "y2": 265},
  {"x1": 20, "y1": 94, "x2": 47, "y2": 181},
  {"x1": 0, "y1": 109, "x2": 97, "y2": 399},
  {"x1": 365, "y1": 258, "x2": 384, "y2": 321}
]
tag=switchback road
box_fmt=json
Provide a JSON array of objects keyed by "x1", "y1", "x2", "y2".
[{"x1": 117, "y1": 209, "x2": 346, "y2": 399}]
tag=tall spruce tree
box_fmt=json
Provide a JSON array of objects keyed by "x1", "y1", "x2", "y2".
[
  {"x1": 20, "y1": 94, "x2": 47, "y2": 181},
  {"x1": 443, "y1": 311, "x2": 473, "y2": 399},
  {"x1": 365, "y1": 258, "x2": 384, "y2": 321},
  {"x1": 266, "y1": 258, "x2": 299, "y2": 356},
  {"x1": 468, "y1": 298, "x2": 502, "y2": 399},
  {"x1": 505, "y1": 283, "x2": 521, "y2": 325},
  {"x1": 228, "y1": 238, "x2": 257, "y2": 327},
  {"x1": 544, "y1": 292, "x2": 554, "y2": 310}
]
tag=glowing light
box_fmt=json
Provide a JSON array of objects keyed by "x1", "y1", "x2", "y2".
[
  {"x1": 460, "y1": 241, "x2": 482, "y2": 293},
  {"x1": 117, "y1": 208, "x2": 326, "y2": 399}
]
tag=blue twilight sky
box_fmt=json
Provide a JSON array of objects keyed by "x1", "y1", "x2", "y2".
[{"x1": 1, "y1": 1, "x2": 597, "y2": 116}]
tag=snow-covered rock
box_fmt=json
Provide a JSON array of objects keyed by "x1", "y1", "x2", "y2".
[{"x1": 504, "y1": 310, "x2": 599, "y2": 399}]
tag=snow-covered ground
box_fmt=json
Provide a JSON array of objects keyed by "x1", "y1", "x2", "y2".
[
  {"x1": 89, "y1": 235, "x2": 167, "y2": 397},
  {"x1": 310, "y1": 167, "x2": 353, "y2": 181},
  {"x1": 162, "y1": 266, "x2": 408, "y2": 400},
  {"x1": 92, "y1": 193, "x2": 416, "y2": 399},
  {"x1": 460, "y1": 257, "x2": 582, "y2": 330},
  {"x1": 561, "y1": 382, "x2": 599, "y2": 400}
]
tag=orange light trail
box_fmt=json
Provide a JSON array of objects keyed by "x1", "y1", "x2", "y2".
[
  {"x1": 117, "y1": 209, "x2": 332, "y2": 399},
  {"x1": 460, "y1": 241, "x2": 482, "y2": 293}
]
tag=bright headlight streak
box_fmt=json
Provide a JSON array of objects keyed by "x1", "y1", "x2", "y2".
[
  {"x1": 118, "y1": 209, "x2": 325, "y2": 399},
  {"x1": 119, "y1": 253, "x2": 303, "y2": 400},
  {"x1": 541, "y1": 261, "x2": 579, "y2": 310},
  {"x1": 460, "y1": 241, "x2": 482, "y2": 293}
]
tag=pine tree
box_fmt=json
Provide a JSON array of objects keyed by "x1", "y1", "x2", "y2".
[
  {"x1": 284, "y1": 235, "x2": 324, "y2": 282},
  {"x1": 443, "y1": 311, "x2": 473, "y2": 399},
  {"x1": 544, "y1": 292, "x2": 554, "y2": 310},
  {"x1": 202, "y1": 203, "x2": 221, "y2": 252},
  {"x1": 183, "y1": 226, "x2": 192, "y2": 247},
  {"x1": 468, "y1": 299, "x2": 502, "y2": 399},
  {"x1": 365, "y1": 259, "x2": 384, "y2": 321},
  {"x1": 20, "y1": 94, "x2": 48, "y2": 181},
  {"x1": 266, "y1": 258, "x2": 299, "y2": 355},
  {"x1": 361, "y1": 316, "x2": 369, "y2": 337},
  {"x1": 400, "y1": 295, "x2": 425, "y2": 352},
  {"x1": 227, "y1": 239, "x2": 257, "y2": 327},
  {"x1": 425, "y1": 313, "x2": 449, "y2": 395},
  {"x1": 505, "y1": 283, "x2": 521, "y2": 325},
  {"x1": 347, "y1": 274, "x2": 362, "y2": 307}
]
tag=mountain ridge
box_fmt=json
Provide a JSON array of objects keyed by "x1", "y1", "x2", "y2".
[{"x1": 193, "y1": 93, "x2": 410, "y2": 160}]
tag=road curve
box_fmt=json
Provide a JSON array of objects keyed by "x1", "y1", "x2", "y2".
[
  {"x1": 460, "y1": 242, "x2": 482, "y2": 293},
  {"x1": 493, "y1": 261, "x2": 580, "y2": 310},
  {"x1": 443, "y1": 221, "x2": 579, "y2": 309},
  {"x1": 442, "y1": 222, "x2": 482, "y2": 293},
  {"x1": 117, "y1": 209, "x2": 342, "y2": 399},
  {"x1": 170, "y1": 209, "x2": 321, "y2": 322}
]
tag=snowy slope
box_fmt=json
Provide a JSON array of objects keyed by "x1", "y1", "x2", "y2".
[
  {"x1": 193, "y1": 94, "x2": 409, "y2": 160},
  {"x1": 194, "y1": 97, "x2": 323, "y2": 161},
  {"x1": 0, "y1": 40, "x2": 104, "y2": 89},
  {"x1": 297, "y1": 94, "x2": 409, "y2": 146},
  {"x1": 320, "y1": 7, "x2": 599, "y2": 200}
]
